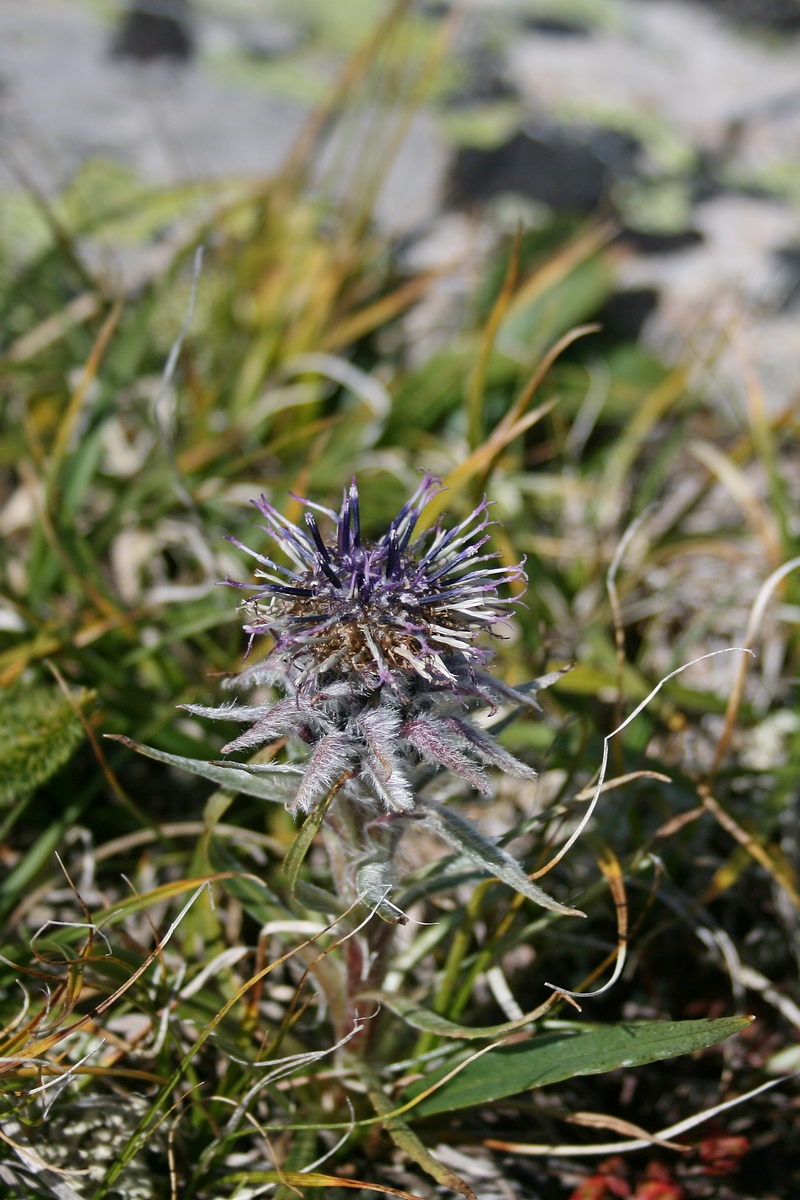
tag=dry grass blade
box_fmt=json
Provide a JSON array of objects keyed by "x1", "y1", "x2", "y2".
[
  {"x1": 221, "y1": 1170, "x2": 429, "y2": 1198},
  {"x1": 483, "y1": 1075, "x2": 789, "y2": 1157},
  {"x1": 500, "y1": 323, "x2": 600, "y2": 440},
  {"x1": 599, "y1": 366, "x2": 688, "y2": 527},
  {"x1": 545, "y1": 844, "x2": 628, "y2": 1000},
  {"x1": 0, "y1": 1125, "x2": 92, "y2": 1178},
  {"x1": 737, "y1": 965, "x2": 800, "y2": 1032},
  {"x1": 698, "y1": 785, "x2": 800, "y2": 911},
  {"x1": 3, "y1": 291, "x2": 100, "y2": 364},
  {"x1": 91, "y1": 900, "x2": 370, "y2": 1197},
  {"x1": 48, "y1": 296, "x2": 123, "y2": 475},
  {"x1": 466, "y1": 226, "x2": 522, "y2": 451},
  {"x1": 93, "y1": 821, "x2": 284, "y2": 862},
  {"x1": 18, "y1": 459, "x2": 119, "y2": 623},
  {"x1": 278, "y1": 0, "x2": 416, "y2": 189},
  {"x1": 532, "y1": 649, "x2": 751, "y2": 881},
  {"x1": 573, "y1": 770, "x2": 671, "y2": 801},
  {"x1": 689, "y1": 439, "x2": 782, "y2": 567},
  {"x1": 0, "y1": 881, "x2": 214, "y2": 1064},
  {"x1": 607, "y1": 506, "x2": 653, "y2": 730},
  {"x1": 11, "y1": 1064, "x2": 165, "y2": 1083},
  {"x1": 565, "y1": 1111, "x2": 689, "y2": 1152},
  {"x1": 321, "y1": 268, "x2": 441, "y2": 350},
  {"x1": 710, "y1": 555, "x2": 800, "y2": 775},
  {"x1": 506, "y1": 220, "x2": 614, "y2": 316},
  {"x1": 3, "y1": 7, "x2": 798, "y2": 1192},
  {"x1": 429, "y1": 397, "x2": 559, "y2": 522},
  {"x1": 652, "y1": 806, "x2": 706, "y2": 839}
]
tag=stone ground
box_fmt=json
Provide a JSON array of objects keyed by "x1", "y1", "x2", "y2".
[
  {"x1": 2, "y1": 0, "x2": 800, "y2": 410},
  {"x1": 0, "y1": 0, "x2": 445, "y2": 233}
]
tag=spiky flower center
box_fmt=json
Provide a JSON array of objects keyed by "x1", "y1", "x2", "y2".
[{"x1": 226, "y1": 475, "x2": 524, "y2": 693}]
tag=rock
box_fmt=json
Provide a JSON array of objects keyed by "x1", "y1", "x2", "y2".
[
  {"x1": 0, "y1": 2, "x2": 309, "y2": 195},
  {"x1": 618, "y1": 228, "x2": 705, "y2": 254},
  {"x1": 775, "y1": 244, "x2": 800, "y2": 308},
  {"x1": 447, "y1": 127, "x2": 641, "y2": 212},
  {"x1": 443, "y1": 48, "x2": 517, "y2": 108},
  {"x1": 617, "y1": 194, "x2": 800, "y2": 409},
  {"x1": 509, "y1": 2, "x2": 800, "y2": 153},
  {"x1": 198, "y1": 18, "x2": 303, "y2": 60},
  {"x1": 653, "y1": 0, "x2": 800, "y2": 31},
  {"x1": 596, "y1": 287, "x2": 660, "y2": 339},
  {"x1": 240, "y1": 19, "x2": 304, "y2": 61},
  {"x1": 520, "y1": 16, "x2": 592, "y2": 37},
  {"x1": 111, "y1": 1, "x2": 194, "y2": 62}
]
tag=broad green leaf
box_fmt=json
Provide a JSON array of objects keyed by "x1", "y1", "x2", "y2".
[
  {"x1": 0, "y1": 684, "x2": 87, "y2": 806},
  {"x1": 406, "y1": 1016, "x2": 752, "y2": 1116},
  {"x1": 105, "y1": 735, "x2": 300, "y2": 803},
  {"x1": 421, "y1": 802, "x2": 584, "y2": 918},
  {"x1": 499, "y1": 255, "x2": 613, "y2": 358}
]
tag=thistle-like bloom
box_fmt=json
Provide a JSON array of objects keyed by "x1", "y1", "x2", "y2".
[
  {"x1": 184, "y1": 475, "x2": 541, "y2": 816},
  {"x1": 234, "y1": 473, "x2": 523, "y2": 691}
]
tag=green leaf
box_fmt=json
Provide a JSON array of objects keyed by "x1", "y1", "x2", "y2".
[
  {"x1": 0, "y1": 801, "x2": 83, "y2": 915},
  {"x1": 0, "y1": 684, "x2": 87, "y2": 806},
  {"x1": 396, "y1": 865, "x2": 487, "y2": 910},
  {"x1": 421, "y1": 802, "x2": 584, "y2": 918},
  {"x1": 105, "y1": 735, "x2": 300, "y2": 803},
  {"x1": 357, "y1": 859, "x2": 408, "y2": 924},
  {"x1": 361, "y1": 1060, "x2": 477, "y2": 1200},
  {"x1": 294, "y1": 879, "x2": 344, "y2": 915},
  {"x1": 283, "y1": 783, "x2": 340, "y2": 900},
  {"x1": 405, "y1": 1016, "x2": 752, "y2": 1117}
]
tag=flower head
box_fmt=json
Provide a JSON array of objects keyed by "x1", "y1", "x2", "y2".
[
  {"x1": 184, "y1": 475, "x2": 541, "y2": 817},
  {"x1": 226, "y1": 473, "x2": 524, "y2": 698}
]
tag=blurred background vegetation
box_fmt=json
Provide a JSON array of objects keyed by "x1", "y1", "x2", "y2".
[{"x1": 1, "y1": 1, "x2": 800, "y2": 1197}]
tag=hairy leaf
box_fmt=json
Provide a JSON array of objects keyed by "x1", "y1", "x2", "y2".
[
  {"x1": 105, "y1": 735, "x2": 301, "y2": 803},
  {"x1": 421, "y1": 801, "x2": 584, "y2": 917},
  {"x1": 0, "y1": 684, "x2": 88, "y2": 806},
  {"x1": 290, "y1": 731, "x2": 354, "y2": 815},
  {"x1": 356, "y1": 860, "x2": 408, "y2": 924},
  {"x1": 294, "y1": 879, "x2": 345, "y2": 915},
  {"x1": 444, "y1": 716, "x2": 537, "y2": 779},
  {"x1": 402, "y1": 716, "x2": 490, "y2": 794}
]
